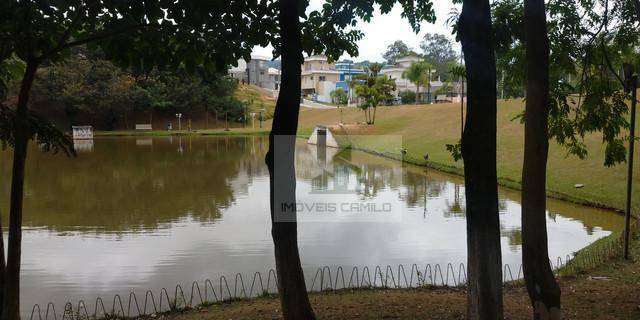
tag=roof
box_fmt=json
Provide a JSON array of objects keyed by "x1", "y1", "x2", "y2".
[
  {"x1": 396, "y1": 55, "x2": 423, "y2": 63},
  {"x1": 302, "y1": 70, "x2": 342, "y2": 75},
  {"x1": 250, "y1": 54, "x2": 271, "y2": 61},
  {"x1": 381, "y1": 67, "x2": 406, "y2": 73},
  {"x1": 304, "y1": 55, "x2": 328, "y2": 62},
  {"x1": 268, "y1": 67, "x2": 280, "y2": 75},
  {"x1": 228, "y1": 59, "x2": 247, "y2": 72}
]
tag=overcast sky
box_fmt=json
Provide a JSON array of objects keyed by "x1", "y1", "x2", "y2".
[{"x1": 251, "y1": 0, "x2": 460, "y2": 62}]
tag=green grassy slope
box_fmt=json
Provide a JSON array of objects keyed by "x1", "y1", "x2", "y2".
[{"x1": 296, "y1": 99, "x2": 640, "y2": 212}]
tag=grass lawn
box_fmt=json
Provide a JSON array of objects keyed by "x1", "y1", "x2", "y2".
[
  {"x1": 295, "y1": 99, "x2": 640, "y2": 212},
  {"x1": 163, "y1": 232, "x2": 640, "y2": 320}
]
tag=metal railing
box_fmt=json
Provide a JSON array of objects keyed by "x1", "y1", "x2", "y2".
[{"x1": 29, "y1": 235, "x2": 623, "y2": 320}]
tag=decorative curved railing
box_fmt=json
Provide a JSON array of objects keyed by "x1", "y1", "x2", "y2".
[{"x1": 29, "y1": 236, "x2": 622, "y2": 320}]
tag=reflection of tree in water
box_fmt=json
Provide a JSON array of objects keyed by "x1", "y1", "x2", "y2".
[
  {"x1": 0, "y1": 136, "x2": 269, "y2": 233},
  {"x1": 401, "y1": 171, "x2": 446, "y2": 209},
  {"x1": 501, "y1": 227, "x2": 522, "y2": 251},
  {"x1": 443, "y1": 184, "x2": 466, "y2": 218}
]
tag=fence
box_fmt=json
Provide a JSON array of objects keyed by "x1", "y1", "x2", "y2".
[{"x1": 29, "y1": 235, "x2": 623, "y2": 320}]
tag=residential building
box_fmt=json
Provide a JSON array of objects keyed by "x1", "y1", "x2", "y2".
[
  {"x1": 335, "y1": 62, "x2": 365, "y2": 93},
  {"x1": 301, "y1": 55, "x2": 341, "y2": 103},
  {"x1": 228, "y1": 55, "x2": 280, "y2": 92},
  {"x1": 381, "y1": 55, "x2": 464, "y2": 103},
  {"x1": 228, "y1": 59, "x2": 248, "y2": 83}
]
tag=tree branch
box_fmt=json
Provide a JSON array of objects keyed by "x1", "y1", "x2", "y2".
[
  {"x1": 41, "y1": 23, "x2": 151, "y2": 59},
  {"x1": 48, "y1": 1, "x2": 98, "y2": 58}
]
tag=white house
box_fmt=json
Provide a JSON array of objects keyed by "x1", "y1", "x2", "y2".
[{"x1": 301, "y1": 55, "x2": 341, "y2": 103}]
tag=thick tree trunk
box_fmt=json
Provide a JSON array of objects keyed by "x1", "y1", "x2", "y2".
[
  {"x1": 2, "y1": 60, "x2": 38, "y2": 320},
  {"x1": 522, "y1": 0, "x2": 561, "y2": 318},
  {"x1": 416, "y1": 84, "x2": 420, "y2": 104},
  {"x1": 459, "y1": 0, "x2": 503, "y2": 319},
  {"x1": 263, "y1": 0, "x2": 315, "y2": 318},
  {"x1": 460, "y1": 80, "x2": 464, "y2": 139}
]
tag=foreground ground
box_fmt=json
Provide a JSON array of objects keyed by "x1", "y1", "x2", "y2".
[{"x1": 162, "y1": 235, "x2": 640, "y2": 320}]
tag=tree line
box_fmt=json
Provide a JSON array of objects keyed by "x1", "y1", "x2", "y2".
[{"x1": 20, "y1": 47, "x2": 244, "y2": 130}]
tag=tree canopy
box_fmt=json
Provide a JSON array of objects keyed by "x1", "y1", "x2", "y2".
[
  {"x1": 420, "y1": 33, "x2": 458, "y2": 80},
  {"x1": 382, "y1": 40, "x2": 417, "y2": 64}
]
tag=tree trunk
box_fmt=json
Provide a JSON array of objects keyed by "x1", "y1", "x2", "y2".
[
  {"x1": 205, "y1": 108, "x2": 209, "y2": 129},
  {"x1": 522, "y1": 0, "x2": 561, "y2": 318},
  {"x1": 459, "y1": 0, "x2": 503, "y2": 319},
  {"x1": 263, "y1": 0, "x2": 315, "y2": 318},
  {"x1": 2, "y1": 60, "x2": 39, "y2": 320},
  {"x1": 460, "y1": 80, "x2": 464, "y2": 139},
  {"x1": 427, "y1": 69, "x2": 431, "y2": 103},
  {"x1": 415, "y1": 84, "x2": 420, "y2": 104},
  {"x1": 372, "y1": 105, "x2": 377, "y2": 124}
]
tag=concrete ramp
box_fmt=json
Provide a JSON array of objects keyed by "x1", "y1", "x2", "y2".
[{"x1": 307, "y1": 125, "x2": 339, "y2": 148}]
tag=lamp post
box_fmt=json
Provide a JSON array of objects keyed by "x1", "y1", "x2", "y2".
[
  {"x1": 623, "y1": 62, "x2": 638, "y2": 260},
  {"x1": 175, "y1": 113, "x2": 183, "y2": 131},
  {"x1": 259, "y1": 109, "x2": 265, "y2": 128}
]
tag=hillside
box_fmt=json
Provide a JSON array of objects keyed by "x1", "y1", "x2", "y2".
[{"x1": 233, "y1": 84, "x2": 277, "y2": 120}]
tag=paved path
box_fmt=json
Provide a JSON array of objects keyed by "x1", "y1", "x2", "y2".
[{"x1": 300, "y1": 99, "x2": 337, "y2": 109}]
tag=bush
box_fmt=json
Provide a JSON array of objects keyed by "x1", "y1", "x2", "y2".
[{"x1": 399, "y1": 90, "x2": 416, "y2": 104}]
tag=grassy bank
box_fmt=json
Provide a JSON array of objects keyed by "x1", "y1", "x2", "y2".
[
  {"x1": 157, "y1": 231, "x2": 640, "y2": 320},
  {"x1": 296, "y1": 100, "x2": 640, "y2": 212}
]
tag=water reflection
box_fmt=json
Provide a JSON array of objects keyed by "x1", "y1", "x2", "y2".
[{"x1": 0, "y1": 136, "x2": 624, "y2": 316}]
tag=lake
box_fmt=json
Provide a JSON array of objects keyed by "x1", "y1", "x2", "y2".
[{"x1": 0, "y1": 136, "x2": 623, "y2": 316}]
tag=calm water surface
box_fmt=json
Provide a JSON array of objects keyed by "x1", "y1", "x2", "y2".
[{"x1": 0, "y1": 136, "x2": 623, "y2": 316}]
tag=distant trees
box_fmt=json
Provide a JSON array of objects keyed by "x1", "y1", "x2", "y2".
[
  {"x1": 402, "y1": 61, "x2": 431, "y2": 104},
  {"x1": 353, "y1": 63, "x2": 396, "y2": 124},
  {"x1": 382, "y1": 40, "x2": 417, "y2": 64},
  {"x1": 30, "y1": 52, "x2": 243, "y2": 129},
  {"x1": 420, "y1": 33, "x2": 458, "y2": 81}
]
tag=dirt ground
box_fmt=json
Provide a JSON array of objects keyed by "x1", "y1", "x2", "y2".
[{"x1": 166, "y1": 256, "x2": 640, "y2": 320}]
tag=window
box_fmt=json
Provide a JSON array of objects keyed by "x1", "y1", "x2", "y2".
[
  {"x1": 319, "y1": 76, "x2": 326, "y2": 82},
  {"x1": 310, "y1": 76, "x2": 314, "y2": 80}
]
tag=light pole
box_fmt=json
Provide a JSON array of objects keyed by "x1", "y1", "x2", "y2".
[
  {"x1": 259, "y1": 109, "x2": 265, "y2": 128},
  {"x1": 175, "y1": 113, "x2": 182, "y2": 131},
  {"x1": 623, "y1": 63, "x2": 638, "y2": 260}
]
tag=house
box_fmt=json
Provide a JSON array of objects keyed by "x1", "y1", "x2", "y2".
[
  {"x1": 381, "y1": 55, "x2": 464, "y2": 103},
  {"x1": 228, "y1": 59, "x2": 248, "y2": 83},
  {"x1": 301, "y1": 55, "x2": 342, "y2": 103},
  {"x1": 334, "y1": 62, "x2": 365, "y2": 97},
  {"x1": 381, "y1": 55, "x2": 426, "y2": 100},
  {"x1": 228, "y1": 55, "x2": 281, "y2": 92}
]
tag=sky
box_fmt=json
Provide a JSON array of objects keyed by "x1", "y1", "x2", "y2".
[{"x1": 251, "y1": 0, "x2": 460, "y2": 62}]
